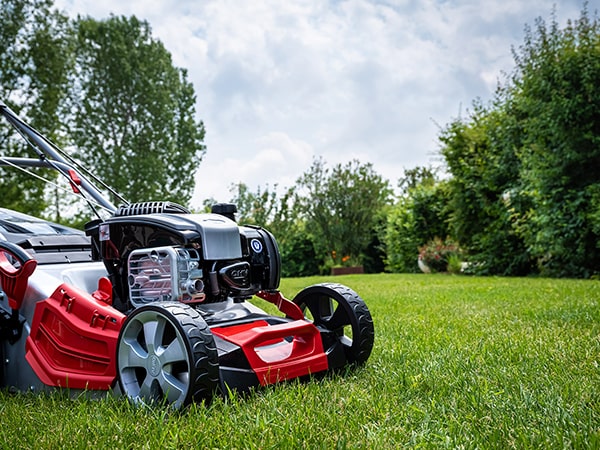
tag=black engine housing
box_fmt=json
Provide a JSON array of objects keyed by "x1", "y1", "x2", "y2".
[{"x1": 86, "y1": 202, "x2": 280, "y2": 309}]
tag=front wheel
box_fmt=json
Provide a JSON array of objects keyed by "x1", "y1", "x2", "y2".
[
  {"x1": 116, "y1": 302, "x2": 219, "y2": 408},
  {"x1": 292, "y1": 283, "x2": 374, "y2": 367}
]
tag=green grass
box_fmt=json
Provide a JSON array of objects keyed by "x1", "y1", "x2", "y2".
[{"x1": 1, "y1": 274, "x2": 599, "y2": 449}]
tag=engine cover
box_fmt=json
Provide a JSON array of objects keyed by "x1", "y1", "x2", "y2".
[
  {"x1": 86, "y1": 205, "x2": 281, "y2": 307},
  {"x1": 128, "y1": 246, "x2": 205, "y2": 307}
]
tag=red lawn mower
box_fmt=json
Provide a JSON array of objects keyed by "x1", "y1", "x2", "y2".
[{"x1": 0, "y1": 101, "x2": 374, "y2": 408}]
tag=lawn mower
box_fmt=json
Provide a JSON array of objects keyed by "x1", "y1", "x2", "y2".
[{"x1": 0, "y1": 100, "x2": 374, "y2": 408}]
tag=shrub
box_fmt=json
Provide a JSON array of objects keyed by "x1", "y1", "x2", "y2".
[{"x1": 418, "y1": 238, "x2": 461, "y2": 273}]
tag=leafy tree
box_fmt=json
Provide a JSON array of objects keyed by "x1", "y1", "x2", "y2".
[
  {"x1": 398, "y1": 165, "x2": 438, "y2": 195},
  {"x1": 270, "y1": 187, "x2": 324, "y2": 277},
  {"x1": 509, "y1": 6, "x2": 600, "y2": 277},
  {"x1": 0, "y1": 0, "x2": 72, "y2": 216},
  {"x1": 65, "y1": 15, "x2": 206, "y2": 206},
  {"x1": 278, "y1": 223, "x2": 322, "y2": 278},
  {"x1": 383, "y1": 196, "x2": 419, "y2": 273},
  {"x1": 361, "y1": 210, "x2": 387, "y2": 273},
  {"x1": 439, "y1": 5, "x2": 600, "y2": 277},
  {"x1": 440, "y1": 104, "x2": 533, "y2": 275},
  {"x1": 296, "y1": 157, "x2": 392, "y2": 269},
  {"x1": 383, "y1": 167, "x2": 451, "y2": 273},
  {"x1": 229, "y1": 182, "x2": 279, "y2": 226}
]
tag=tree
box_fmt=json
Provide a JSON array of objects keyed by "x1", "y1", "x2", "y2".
[
  {"x1": 439, "y1": 5, "x2": 600, "y2": 277},
  {"x1": 383, "y1": 197, "x2": 418, "y2": 273},
  {"x1": 509, "y1": 6, "x2": 600, "y2": 277},
  {"x1": 383, "y1": 167, "x2": 451, "y2": 273},
  {"x1": 296, "y1": 157, "x2": 392, "y2": 269},
  {"x1": 66, "y1": 15, "x2": 206, "y2": 206},
  {"x1": 398, "y1": 165, "x2": 437, "y2": 195},
  {"x1": 278, "y1": 220, "x2": 322, "y2": 278},
  {"x1": 0, "y1": 0, "x2": 72, "y2": 216},
  {"x1": 228, "y1": 182, "x2": 279, "y2": 226},
  {"x1": 440, "y1": 104, "x2": 533, "y2": 275}
]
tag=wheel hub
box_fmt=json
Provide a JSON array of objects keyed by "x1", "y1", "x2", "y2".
[{"x1": 148, "y1": 354, "x2": 161, "y2": 377}]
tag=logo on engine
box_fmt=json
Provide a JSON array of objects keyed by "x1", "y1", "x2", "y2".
[
  {"x1": 230, "y1": 267, "x2": 249, "y2": 280},
  {"x1": 251, "y1": 239, "x2": 263, "y2": 253}
]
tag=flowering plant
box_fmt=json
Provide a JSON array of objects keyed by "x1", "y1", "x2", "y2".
[
  {"x1": 331, "y1": 250, "x2": 360, "y2": 267},
  {"x1": 418, "y1": 237, "x2": 461, "y2": 273}
]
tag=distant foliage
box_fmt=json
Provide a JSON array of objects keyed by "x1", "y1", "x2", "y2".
[
  {"x1": 440, "y1": 5, "x2": 600, "y2": 277},
  {"x1": 296, "y1": 157, "x2": 392, "y2": 271},
  {"x1": 511, "y1": 7, "x2": 600, "y2": 277},
  {"x1": 67, "y1": 16, "x2": 206, "y2": 206},
  {"x1": 440, "y1": 107, "x2": 534, "y2": 276},
  {"x1": 229, "y1": 158, "x2": 391, "y2": 276},
  {"x1": 0, "y1": 5, "x2": 206, "y2": 218},
  {"x1": 0, "y1": 0, "x2": 72, "y2": 217},
  {"x1": 229, "y1": 182, "x2": 279, "y2": 227},
  {"x1": 383, "y1": 168, "x2": 451, "y2": 273},
  {"x1": 418, "y1": 237, "x2": 461, "y2": 273},
  {"x1": 383, "y1": 196, "x2": 420, "y2": 273},
  {"x1": 279, "y1": 229, "x2": 322, "y2": 278}
]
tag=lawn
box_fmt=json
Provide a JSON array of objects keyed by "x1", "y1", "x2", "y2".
[{"x1": 1, "y1": 274, "x2": 599, "y2": 449}]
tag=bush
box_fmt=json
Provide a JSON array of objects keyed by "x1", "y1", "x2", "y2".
[
  {"x1": 279, "y1": 233, "x2": 322, "y2": 278},
  {"x1": 383, "y1": 177, "x2": 451, "y2": 273},
  {"x1": 418, "y1": 237, "x2": 461, "y2": 273},
  {"x1": 383, "y1": 198, "x2": 420, "y2": 273}
]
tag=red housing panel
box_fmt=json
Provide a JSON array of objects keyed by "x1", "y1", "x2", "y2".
[
  {"x1": 212, "y1": 319, "x2": 329, "y2": 385},
  {"x1": 0, "y1": 252, "x2": 37, "y2": 310},
  {"x1": 25, "y1": 283, "x2": 125, "y2": 390}
]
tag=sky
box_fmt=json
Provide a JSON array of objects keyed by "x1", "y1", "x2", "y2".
[{"x1": 54, "y1": 0, "x2": 586, "y2": 208}]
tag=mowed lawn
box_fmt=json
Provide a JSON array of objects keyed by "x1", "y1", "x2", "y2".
[{"x1": 1, "y1": 274, "x2": 598, "y2": 449}]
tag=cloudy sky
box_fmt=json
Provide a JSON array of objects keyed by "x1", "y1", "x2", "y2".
[{"x1": 54, "y1": 0, "x2": 585, "y2": 208}]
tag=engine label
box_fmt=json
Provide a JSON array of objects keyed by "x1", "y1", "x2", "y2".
[{"x1": 251, "y1": 239, "x2": 263, "y2": 253}]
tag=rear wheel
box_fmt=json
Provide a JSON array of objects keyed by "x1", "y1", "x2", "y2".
[
  {"x1": 292, "y1": 283, "x2": 374, "y2": 366},
  {"x1": 116, "y1": 302, "x2": 219, "y2": 408}
]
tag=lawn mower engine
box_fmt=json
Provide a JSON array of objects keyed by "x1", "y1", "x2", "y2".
[{"x1": 87, "y1": 202, "x2": 281, "y2": 311}]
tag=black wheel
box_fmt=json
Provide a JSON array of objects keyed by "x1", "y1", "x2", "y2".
[
  {"x1": 292, "y1": 283, "x2": 374, "y2": 366},
  {"x1": 116, "y1": 302, "x2": 219, "y2": 408}
]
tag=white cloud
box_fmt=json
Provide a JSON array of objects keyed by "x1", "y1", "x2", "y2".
[
  {"x1": 54, "y1": 0, "x2": 586, "y2": 206},
  {"x1": 194, "y1": 131, "x2": 314, "y2": 203}
]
